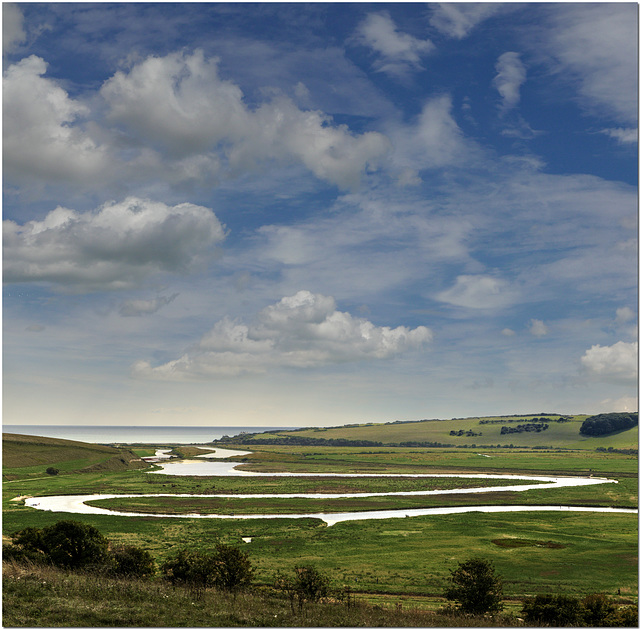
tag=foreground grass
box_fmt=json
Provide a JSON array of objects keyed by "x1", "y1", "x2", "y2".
[{"x1": 3, "y1": 560, "x2": 531, "y2": 628}]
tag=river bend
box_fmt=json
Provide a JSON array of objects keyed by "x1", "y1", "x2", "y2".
[{"x1": 23, "y1": 448, "x2": 636, "y2": 526}]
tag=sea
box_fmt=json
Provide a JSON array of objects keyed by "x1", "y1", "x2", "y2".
[{"x1": 2, "y1": 425, "x2": 298, "y2": 445}]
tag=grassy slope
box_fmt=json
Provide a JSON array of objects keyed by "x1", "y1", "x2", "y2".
[
  {"x1": 239, "y1": 415, "x2": 638, "y2": 450},
  {"x1": 2, "y1": 433, "x2": 148, "y2": 478}
]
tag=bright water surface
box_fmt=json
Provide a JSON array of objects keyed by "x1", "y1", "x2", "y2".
[{"x1": 24, "y1": 447, "x2": 637, "y2": 526}]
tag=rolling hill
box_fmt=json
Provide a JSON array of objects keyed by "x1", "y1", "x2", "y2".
[
  {"x1": 217, "y1": 414, "x2": 639, "y2": 451},
  {"x1": 2, "y1": 432, "x2": 148, "y2": 478}
]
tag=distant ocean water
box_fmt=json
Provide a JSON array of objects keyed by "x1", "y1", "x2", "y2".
[{"x1": 2, "y1": 425, "x2": 297, "y2": 445}]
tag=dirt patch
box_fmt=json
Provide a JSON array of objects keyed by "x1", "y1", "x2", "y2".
[
  {"x1": 492, "y1": 538, "x2": 567, "y2": 549},
  {"x1": 9, "y1": 495, "x2": 32, "y2": 502}
]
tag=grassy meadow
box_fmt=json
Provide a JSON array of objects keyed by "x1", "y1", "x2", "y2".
[{"x1": 3, "y1": 414, "x2": 638, "y2": 625}]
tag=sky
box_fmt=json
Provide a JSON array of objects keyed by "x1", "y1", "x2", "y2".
[{"x1": 3, "y1": 2, "x2": 638, "y2": 428}]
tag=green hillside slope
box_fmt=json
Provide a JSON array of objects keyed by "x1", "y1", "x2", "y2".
[
  {"x1": 2, "y1": 433, "x2": 148, "y2": 479},
  {"x1": 220, "y1": 414, "x2": 638, "y2": 450}
]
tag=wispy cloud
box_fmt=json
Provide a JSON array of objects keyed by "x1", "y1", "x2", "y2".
[
  {"x1": 119, "y1": 294, "x2": 179, "y2": 317},
  {"x1": 436, "y1": 275, "x2": 519, "y2": 311},
  {"x1": 493, "y1": 52, "x2": 526, "y2": 112},
  {"x1": 429, "y1": 3, "x2": 503, "y2": 39},
  {"x1": 541, "y1": 3, "x2": 638, "y2": 125},
  {"x1": 354, "y1": 12, "x2": 434, "y2": 78}
]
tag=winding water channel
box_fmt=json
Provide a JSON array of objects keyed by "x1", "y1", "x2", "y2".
[{"x1": 24, "y1": 448, "x2": 637, "y2": 526}]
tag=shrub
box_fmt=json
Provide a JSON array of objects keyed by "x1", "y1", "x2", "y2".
[
  {"x1": 211, "y1": 543, "x2": 254, "y2": 591},
  {"x1": 444, "y1": 557, "x2": 503, "y2": 614},
  {"x1": 41, "y1": 520, "x2": 109, "y2": 569},
  {"x1": 109, "y1": 544, "x2": 156, "y2": 579},
  {"x1": 10, "y1": 521, "x2": 109, "y2": 570},
  {"x1": 582, "y1": 593, "x2": 618, "y2": 626},
  {"x1": 522, "y1": 594, "x2": 584, "y2": 626},
  {"x1": 46, "y1": 467, "x2": 60, "y2": 475},
  {"x1": 2, "y1": 543, "x2": 48, "y2": 565},
  {"x1": 275, "y1": 564, "x2": 331, "y2": 612},
  {"x1": 161, "y1": 549, "x2": 216, "y2": 588},
  {"x1": 293, "y1": 565, "x2": 330, "y2": 603},
  {"x1": 10, "y1": 527, "x2": 47, "y2": 555}
]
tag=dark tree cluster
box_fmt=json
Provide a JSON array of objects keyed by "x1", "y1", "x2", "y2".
[
  {"x1": 500, "y1": 423, "x2": 549, "y2": 434},
  {"x1": 449, "y1": 430, "x2": 482, "y2": 437},
  {"x1": 522, "y1": 593, "x2": 637, "y2": 627},
  {"x1": 161, "y1": 544, "x2": 254, "y2": 591},
  {"x1": 5, "y1": 520, "x2": 153, "y2": 577},
  {"x1": 580, "y1": 413, "x2": 638, "y2": 436},
  {"x1": 4, "y1": 521, "x2": 248, "y2": 586}
]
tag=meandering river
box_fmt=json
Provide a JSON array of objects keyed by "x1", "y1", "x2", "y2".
[{"x1": 24, "y1": 448, "x2": 637, "y2": 526}]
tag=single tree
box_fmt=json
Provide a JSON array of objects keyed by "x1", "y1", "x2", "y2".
[
  {"x1": 274, "y1": 564, "x2": 331, "y2": 612},
  {"x1": 444, "y1": 557, "x2": 503, "y2": 614},
  {"x1": 293, "y1": 565, "x2": 330, "y2": 604},
  {"x1": 211, "y1": 543, "x2": 254, "y2": 591}
]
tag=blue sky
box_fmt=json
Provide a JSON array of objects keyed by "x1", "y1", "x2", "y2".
[{"x1": 3, "y1": 2, "x2": 638, "y2": 427}]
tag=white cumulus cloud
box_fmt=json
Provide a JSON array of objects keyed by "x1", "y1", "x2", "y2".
[
  {"x1": 133, "y1": 290, "x2": 433, "y2": 379},
  {"x1": 3, "y1": 55, "x2": 109, "y2": 184},
  {"x1": 101, "y1": 50, "x2": 390, "y2": 190},
  {"x1": 3, "y1": 198, "x2": 225, "y2": 292},
  {"x1": 355, "y1": 12, "x2": 435, "y2": 78},
  {"x1": 581, "y1": 341, "x2": 638, "y2": 384}
]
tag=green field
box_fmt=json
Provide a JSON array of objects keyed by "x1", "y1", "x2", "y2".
[{"x1": 3, "y1": 416, "x2": 638, "y2": 625}]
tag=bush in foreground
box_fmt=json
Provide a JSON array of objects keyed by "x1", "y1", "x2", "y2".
[
  {"x1": 108, "y1": 544, "x2": 156, "y2": 579},
  {"x1": 275, "y1": 565, "x2": 332, "y2": 612},
  {"x1": 10, "y1": 520, "x2": 109, "y2": 569},
  {"x1": 161, "y1": 543, "x2": 253, "y2": 591},
  {"x1": 211, "y1": 543, "x2": 254, "y2": 591},
  {"x1": 161, "y1": 549, "x2": 217, "y2": 589},
  {"x1": 522, "y1": 593, "x2": 638, "y2": 627},
  {"x1": 444, "y1": 557, "x2": 503, "y2": 615}
]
